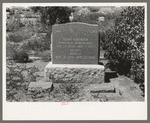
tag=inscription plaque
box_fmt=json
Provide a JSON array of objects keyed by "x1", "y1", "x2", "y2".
[{"x1": 52, "y1": 22, "x2": 99, "y2": 64}]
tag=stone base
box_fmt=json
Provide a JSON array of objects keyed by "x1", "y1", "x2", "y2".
[{"x1": 44, "y1": 62, "x2": 104, "y2": 83}]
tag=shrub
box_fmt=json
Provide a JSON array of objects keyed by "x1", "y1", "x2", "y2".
[
  {"x1": 7, "y1": 27, "x2": 34, "y2": 42},
  {"x1": 6, "y1": 14, "x2": 25, "y2": 32},
  {"x1": 20, "y1": 33, "x2": 51, "y2": 51},
  {"x1": 104, "y1": 6, "x2": 144, "y2": 85},
  {"x1": 87, "y1": 7, "x2": 100, "y2": 12},
  {"x1": 31, "y1": 7, "x2": 72, "y2": 25},
  {"x1": 13, "y1": 50, "x2": 29, "y2": 63},
  {"x1": 6, "y1": 41, "x2": 19, "y2": 59},
  {"x1": 24, "y1": 11, "x2": 37, "y2": 18}
]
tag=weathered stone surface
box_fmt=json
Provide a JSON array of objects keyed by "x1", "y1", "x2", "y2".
[
  {"x1": 33, "y1": 72, "x2": 44, "y2": 77},
  {"x1": 36, "y1": 77, "x2": 43, "y2": 82},
  {"x1": 9, "y1": 88, "x2": 18, "y2": 94},
  {"x1": 28, "y1": 82, "x2": 53, "y2": 91},
  {"x1": 21, "y1": 70, "x2": 29, "y2": 81},
  {"x1": 12, "y1": 77, "x2": 21, "y2": 82},
  {"x1": 14, "y1": 68, "x2": 22, "y2": 73},
  {"x1": 52, "y1": 22, "x2": 99, "y2": 64},
  {"x1": 29, "y1": 57, "x2": 42, "y2": 61},
  {"x1": 45, "y1": 62, "x2": 104, "y2": 83},
  {"x1": 6, "y1": 67, "x2": 10, "y2": 73},
  {"x1": 90, "y1": 83, "x2": 115, "y2": 93}
]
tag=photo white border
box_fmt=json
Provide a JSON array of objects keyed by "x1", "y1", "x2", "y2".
[{"x1": 3, "y1": 2, "x2": 147, "y2": 120}]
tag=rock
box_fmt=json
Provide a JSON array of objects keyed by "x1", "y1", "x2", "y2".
[
  {"x1": 6, "y1": 76, "x2": 11, "y2": 81},
  {"x1": 22, "y1": 72, "x2": 35, "y2": 82},
  {"x1": 21, "y1": 82, "x2": 30, "y2": 87},
  {"x1": 6, "y1": 81, "x2": 11, "y2": 85},
  {"x1": 21, "y1": 82, "x2": 30, "y2": 90},
  {"x1": 36, "y1": 77, "x2": 43, "y2": 82},
  {"x1": 90, "y1": 83, "x2": 115, "y2": 93},
  {"x1": 25, "y1": 91, "x2": 32, "y2": 95},
  {"x1": 6, "y1": 67, "x2": 10, "y2": 73},
  {"x1": 29, "y1": 57, "x2": 42, "y2": 61},
  {"x1": 28, "y1": 82, "x2": 53, "y2": 92},
  {"x1": 6, "y1": 88, "x2": 11, "y2": 92},
  {"x1": 21, "y1": 70, "x2": 29, "y2": 81},
  {"x1": 14, "y1": 68, "x2": 21, "y2": 73},
  {"x1": 33, "y1": 72, "x2": 44, "y2": 77},
  {"x1": 13, "y1": 91, "x2": 28, "y2": 102},
  {"x1": 43, "y1": 96, "x2": 50, "y2": 101},
  {"x1": 81, "y1": 99, "x2": 88, "y2": 102},
  {"x1": 9, "y1": 88, "x2": 18, "y2": 94},
  {"x1": 98, "y1": 94, "x2": 108, "y2": 102},
  {"x1": 36, "y1": 94, "x2": 44, "y2": 98},
  {"x1": 12, "y1": 77, "x2": 21, "y2": 82},
  {"x1": 16, "y1": 82, "x2": 21, "y2": 86}
]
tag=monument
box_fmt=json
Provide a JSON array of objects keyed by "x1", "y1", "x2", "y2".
[
  {"x1": 52, "y1": 22, "x2": 99, "y2": 64},
  {"x1": 45, "y1": 22, "x2": 104, "y2": 83}
]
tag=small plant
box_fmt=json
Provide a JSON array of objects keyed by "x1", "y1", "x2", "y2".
[{"x1": 13, "y1": 50, "x2": 29, "y2": 63}]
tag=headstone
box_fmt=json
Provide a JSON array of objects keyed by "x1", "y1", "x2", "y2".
[
  {"x1": 52, "y1": 22, "x2": 99, "y2": 64},
  {"x1": 45, "y1": 22, "x2": 104, "y2": 83}
]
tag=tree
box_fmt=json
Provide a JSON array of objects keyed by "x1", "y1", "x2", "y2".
[
  {"x1": 104, "y1": 6, "x2": 144, "y2": 84},
  {"x1": 30, "y1": 6, "x2": 72, "y2": 25}
]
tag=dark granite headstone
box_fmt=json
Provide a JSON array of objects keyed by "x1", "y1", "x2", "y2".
[{"x1": 52, "y1": 22, "x2": 99, "y2": 64}]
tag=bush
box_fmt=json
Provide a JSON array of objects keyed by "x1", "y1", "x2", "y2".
[
  {"x1": 24, "y1": 11, "x2": 38, "y2": 18},
  {"x1": 87, "y1": 7, "x2": 100, "y2": 12},
  {"x1": 13, "y1": 50, "x2": 29, "y2": 63},
  {"x1": 6, "y1": 41, "x2": 19, "y2": 59},
  {"x1": 104, "y1": 6, "x2": 144, "y2": 85},
  {"x1": 7, "y1": 27, "x2": 35, "y2": 42},
  {"x1": 6, "y1": 14, "x2": 25, "y2": 32},
  {"x1": 18, "y1": 33, "x2": 51, "y2": 51}
]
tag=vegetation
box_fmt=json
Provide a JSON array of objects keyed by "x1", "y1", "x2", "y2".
[
  {"x1": 13, "y1": 49, "x2": 29, "y2": 63},
  {"x1": 6, "y1": 6, "x2": 145, "y2": 95},
  {"x1": 6, "y1": 13, "x2": 25, "y2": 32},
  {"x1": 30, "y1": 6, "x2": 72, "y2": 25},
  {"x1": 103, "y1": 7, "x2": 144, "y2": 87}
]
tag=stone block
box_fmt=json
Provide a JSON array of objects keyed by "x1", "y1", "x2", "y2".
[
  {"x1": 44, "y1": 62, "x2": 104, "y2": 83},
  {"x1": 28, "y1": 82, "x2": 53, "y2": 91},
  {"x1": 90, "y1": 83, "x2": 115, "y2": 93}
]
